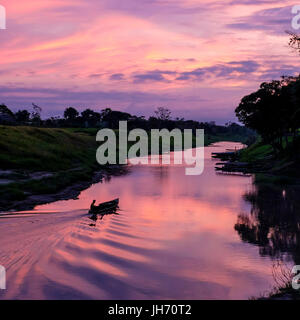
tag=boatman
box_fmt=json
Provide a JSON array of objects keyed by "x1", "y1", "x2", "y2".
[{"x1": 90, "y1": 200, "x2": 96, "y2": 213}]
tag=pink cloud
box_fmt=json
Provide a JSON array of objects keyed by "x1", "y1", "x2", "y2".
[{"x1": 0, "y1": 0, "x2": 298, "y2": 122}]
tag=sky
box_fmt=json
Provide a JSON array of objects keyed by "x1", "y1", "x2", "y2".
[{"x1": 0, "y1": 0, "x2": 299, "y2": 123}]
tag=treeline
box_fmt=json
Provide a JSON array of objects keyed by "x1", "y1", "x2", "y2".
[
  {"x1": 235, "y1": 75, "x2": 300, "y2": 153},
  {"x1": 0, "y1": 103, "x2": 254, "y2": 139}
]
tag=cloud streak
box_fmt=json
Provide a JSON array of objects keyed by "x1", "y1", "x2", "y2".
[
  {"x1": 227, "y1": 5, "x2": 294, "y2": 35},
  {"x1": 0, "y1": 0, "x2": 298, "y2": 123}
]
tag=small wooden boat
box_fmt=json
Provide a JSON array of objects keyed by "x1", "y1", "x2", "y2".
[{"x1": 89, "y1": 198, "x2": 119, "y2": 214}]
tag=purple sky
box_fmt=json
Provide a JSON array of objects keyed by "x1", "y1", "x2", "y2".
[{"x1": 0, "y1": 0, "x2": 299, "y2": 123}]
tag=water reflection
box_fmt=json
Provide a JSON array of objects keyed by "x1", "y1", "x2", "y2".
[
  {"x1": 89, "y1": 210, "x2": 120, "y2": 227},
  {"x1": 235, "y1": 183, "x2": 300, "y2": 264},
  {"x1": 0, "y1": 142, "x2": 293, "y2": 300}
]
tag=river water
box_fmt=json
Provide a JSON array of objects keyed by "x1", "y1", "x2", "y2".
[{"x1": 0, "y1": 141, "x2": 297, "y2": 300}]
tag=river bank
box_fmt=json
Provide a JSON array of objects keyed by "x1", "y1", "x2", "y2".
[
  {"x1": 213, "y1": 141, "x2": 300, "y2": 300},
  {"x1": 1, "y1": 166, "x2": 128, "y2": 212},
  {"x1": 0, "y1": 125, "x2": 250, "y2": 212},
  {"x1": 213, "y1": 140, "x2": 300, "y2": 185},
  {"x1": 0, "y1": 126, "x2": 130, "y2": 211}
]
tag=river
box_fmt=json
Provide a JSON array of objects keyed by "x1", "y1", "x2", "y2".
[{"x1": 0, "y1": 141, "x2": 297, "y2": 300}]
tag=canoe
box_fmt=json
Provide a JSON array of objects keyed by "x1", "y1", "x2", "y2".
[
  {"x1": 98, "y1": 198, "x2": 119, "y2": 208},
  {"x1": 89, "y1": 198, "x2": 119, "y2": 214}
]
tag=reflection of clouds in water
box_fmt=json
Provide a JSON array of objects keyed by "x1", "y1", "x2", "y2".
[{"x1": 0, "y1": 142, "x2": 279, "y2": 299}]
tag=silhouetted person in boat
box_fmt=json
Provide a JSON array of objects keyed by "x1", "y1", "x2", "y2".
[{"x1": 90, "y1": 200, "x2": 96, "y2": 213}]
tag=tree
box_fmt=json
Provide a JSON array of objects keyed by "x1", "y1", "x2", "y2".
[
  {"x1": 100, "y1": 108, "x2": 132, "y2": 128},
  {"x1": 81, "y1": 108, "x2": 100, "y2": 120},
  {"x1": 154, "y1": 107, "x2": 172, "y2": 121},
  {"x1": 15, "y1": 109, "x2": 30, "y2": 123},
  {"x1": 0, "y1": 104, "x2": 14, "y2": 116},
  {"x1": 31, "y1": 103, "x2": 42, "y2": 124},
  {"x1": 64, "y1": 107, "x2": 79, "y2": 120},
  {"x1": 235, "y1": 77, "x2": 300, "y2": 153},
  {"x1": 81, "y1": 109, "x2": 101, "y2": 127},
  {"x1": 288, "y1": 31, "x2": 300, "y2": 55},
  {"x1": 100, "y1": 108, "x2": 113, "y2": 121},
  {"x1": 235, "y1": 80, "x2": 285, "y2": 152},
  {"x1": 0, "y1": 104, "x2": 15, "y2": 124}
]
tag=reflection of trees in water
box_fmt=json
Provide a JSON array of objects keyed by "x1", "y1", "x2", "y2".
[
  {"x1": 156, "y1": 165, "x2": 169, "y2": 181},
  {"x1": 148, "y1": 164, "x2": 170, "y2": 182},
  {"x1": 235, "y1": 183, "x2": 300, "y2": 264},
  {"x1": 103, "y1": 166, "x2": 131, "y2": 183}
]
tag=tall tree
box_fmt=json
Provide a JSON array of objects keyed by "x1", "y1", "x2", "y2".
[
  {"x1": 236, "y1": 77, "x2": 300, "y2": 152},
  {"x1": 81, "y1": 109, "x2": 101, "y2": 127},
  {"x1": 154, "y1": 107, "x2": 172, "y2": 121},
  {"x1": 31, "y1": 103, "x2": 42, "y2": 123},
  {"x1": 288, "y1": 32, "x2": 300, "y2": 55},
  {"x1": 15, "y1": 109, "x2": 30, "y2": 123},
  {"x1": 64, "y1": 107, "x2": 79, "y2": 120},
  {"x1": 0, "y1": 104, "x2": 15, "y2": 123},
  {"x1": 235, "y1": 80, "x2": 286, "y2": 152},
  {"x1": 0, "y1": 104, "x2": 13, "y2": 115},
  {"x1": 100, "y1": 108, "x2": 132, "y2": 128}
]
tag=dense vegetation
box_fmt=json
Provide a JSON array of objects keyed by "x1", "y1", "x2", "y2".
[
  {"x1": 0, "y1": 104, "x2": 255, "y2": 144},
  {"x1": 235, "y1": 76, "x2": 300, "y2": 154},
  {"x1": 0, "y1": 126, "x2": 100, "y2": 208},
  {"x1": 0, "y1": 126, "x2": 97, "y2": 171},
  {"x1": 232, "y1": 72, "x2": 300, "y2": 183}
]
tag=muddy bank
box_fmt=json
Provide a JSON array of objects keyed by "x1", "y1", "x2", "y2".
[
  {"x1": 213, "y1": 149, "x2": 300, "y2": 181},
  {"x1": 215, "y1": 160, "x2": 270, "y2": 174},
  {"x1": 212, "y1": 149, "x2": 269, "y2": 173},
  {"x1": 0, "y1": 165, "x2": 128, "y2": 212}
]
